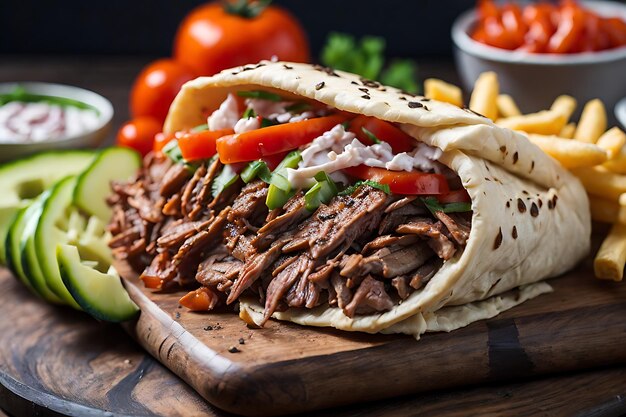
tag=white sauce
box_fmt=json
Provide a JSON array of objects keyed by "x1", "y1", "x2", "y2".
[
  {"x1": 287, "y1": 124, "x2": 445, "y2": 189},
  {"x1": 0, "y1": 101, "x2": 99, "y2": 143},
  {"x1": 234, "y1": 116, "x2": 261, "y2": 133},
  {"x1": 207, "y1": 93, "x2": 240, "y2": 131}
]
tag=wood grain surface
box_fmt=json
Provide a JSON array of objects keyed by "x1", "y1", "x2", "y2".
[{"x1": 1, "y1": 266, "x2": 626, "y2": 417}]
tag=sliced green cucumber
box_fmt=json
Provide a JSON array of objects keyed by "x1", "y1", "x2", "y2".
[
  {"x1": 5, "y1": 204, "x2": 37, "y2": 291},
  {"x1": 34, "y1": 176, "x2": 82, "y2": 309},
  {"x1": 73, "y1": 147, "x2": 141, "y2": 222},
  {"x1": 57, "y1": 244, "x2": 139, "y2": 322},
  {"x1": 0, "y1": 150, "x2": 95, "y2": 264}
]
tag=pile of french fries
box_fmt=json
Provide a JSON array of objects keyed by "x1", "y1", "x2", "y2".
[{"x1": 424, "y1": 74, "x2": 626, "y2": 282}]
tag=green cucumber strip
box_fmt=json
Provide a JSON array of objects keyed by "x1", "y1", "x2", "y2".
[
  {"x1": 73, "y1": 147, "x2": 141, "y2": 221},
  {"x1": 269, "y1": 151, "x2": 302, "y2": 192},
  {"x1": 34, "y1": 176, "x2": 82, "y2": 309},
  {"x1": 0, "y1": 150, "x2": 95, "y2": 265},
  {"x1": 57, "y1": 244, "x2": 139, "y2": 323},
  {"x1": 241, "y1": 160, "x2": 272, "y2": 184},
  {"x1": 304, "y1": 172, "x2": 338, "y2": 211},
  {"x1": 211, "y1": 165, "x2": 239, "y2": 198},
  {"x1": 237, "y1": 90, "x2": 284, "y2": 102},
  {"x1": 6, "y1": 205, "x2": 37, "y2": 291},
  {"x1": 162, "y1": 140, "x2": 184, "y2": 164},
  {"x1": 266, "y1": 185, "x2": 295, "y2": 211}
]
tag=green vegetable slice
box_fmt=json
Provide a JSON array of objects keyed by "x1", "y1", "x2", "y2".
[
  {"x1": 304, "y1": 172, "x2": 338, "y2": 211},
  {"x1": 421, "y1": 197, "x2": 472, "y2": 215},
  {"x1": 339, "y1": 180, "x2": 391, "y2": 196},
  {"x1": 241, "y1": 160, "x2": 272, "y2": 184},
  {"x1": 265, "y1": 151, "x2": 302, "y2": 210},
  {"x1": 211, "y1": 165, "x2": 239, "y2": 198}
]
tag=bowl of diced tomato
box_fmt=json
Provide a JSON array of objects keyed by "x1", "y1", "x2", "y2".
[{"x1": 452, "y1": 0, "x2": 626, "y2": 118}]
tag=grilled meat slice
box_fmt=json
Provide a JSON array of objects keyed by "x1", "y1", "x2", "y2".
[
  {"x1": 343, "y1": 275, "x2": 395, "y2": 317},
  {"x1": 340, "y1": 241, "x2": 433, "y2": 279}
]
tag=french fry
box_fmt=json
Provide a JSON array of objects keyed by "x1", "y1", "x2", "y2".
[
  {"x1": 497, "y1": 111, "x2": 567, "y2": 135},
  {"x1": 559, "y1": 123, "x2": 576, "y2": 139},
  {"x1": 496, "y1": 94, "x2": 521, "y2": 118},
  {"x1": 589, "y1": 197, "x2": 620, "y2": 224},
  {"x1": 597, "y1": 127, "x2": 626, "y2": 160},
  {"x1": 572, "y1": 166, "x2": 626, "y2": 200},
  {"x1": 594, "y1": 223, "x2": 626, "y2": 281},
  {"x1": 550, "y1": 95, "x2": 577, "y2": 122},
  {"x1": 574, "y1": 99, "x2": 607, "y2": 143},
  {"x1": 618, "y1": 194, "x2": 626, "y2": 225},
  {"x1": 424, "y1": 78, "x2": 463, "y2": 107},
  {"x1": 469, "y1": 71, "x2": 499, "y2": 121},
  {"x1": 527, "y1": 134, "x2": 608, "y2": 168}
]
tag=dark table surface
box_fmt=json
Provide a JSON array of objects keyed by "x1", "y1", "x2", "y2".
[{"x1": 1, "y1": 56, "x2": 626, "y2": 417}]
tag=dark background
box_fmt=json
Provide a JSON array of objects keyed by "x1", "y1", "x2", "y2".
[{"x1": 0, "y1": 0, "x2": 476, "y2": 59}]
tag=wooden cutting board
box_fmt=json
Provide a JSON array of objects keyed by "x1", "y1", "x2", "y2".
[{"x1": 121, "y1": 243, "x2": 626, "y2": 416}]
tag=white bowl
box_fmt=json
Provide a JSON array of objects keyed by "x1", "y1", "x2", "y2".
[
  {"x1": 0, "y1": 82, "x2": 113, "y2": 162},
  {"x1": 452, "y1": 1, "x2": 626, "y2": 120},
  {"x1": 616, "y1": 97, "x2": 626, "y2": 129}
]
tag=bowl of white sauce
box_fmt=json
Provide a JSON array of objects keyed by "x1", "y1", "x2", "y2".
[{"x1": 0, "y1": 82, "x2": 113, "y2": 161}]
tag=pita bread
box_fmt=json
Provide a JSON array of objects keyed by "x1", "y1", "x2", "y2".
[{"x1": 166, "y1": 61, "x2": 591, "y2": 338}]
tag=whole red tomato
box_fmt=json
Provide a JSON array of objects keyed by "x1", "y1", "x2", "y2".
[
  {"x1": 117, "y1": 117, "x2": 162, "y2": 156},
  {"x1": 130, "y1": 59, "x2": 196, "y2": 123},
  {"x1": 173, "y1": 2, "x2": 309, "y2": 76}
]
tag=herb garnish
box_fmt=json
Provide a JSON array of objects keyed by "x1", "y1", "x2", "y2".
[
  {"x1": 242, "y1": 107, "x2": 256, "y2": 119},
  {"x1": 361, "y1": 127, "x2": 383, "y2": 144},
  {"x1": 339, "y1": 180, "x2": 391, "y2": 196},
  {"x1": 421, "y1": 197, "x2": 471, "y2": 216},
  {"x1": 237, "y1": 90, "x2": 283, "y2": 102}
]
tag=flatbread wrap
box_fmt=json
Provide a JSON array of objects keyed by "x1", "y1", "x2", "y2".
[{"x1": 109, "y1": 61, "x2": 590, "y2": 339}]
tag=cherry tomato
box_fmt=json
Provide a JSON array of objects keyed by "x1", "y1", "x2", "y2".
[
  {"x1": 130, "y1": 59, "x2": 196, "y2": 123},
  {"x1": 344, "y1": 165, "x2": 449, "y2": 196},
  {"x1": 116, "y1": 117, "x2": 162, "y2": 156},
  {"x1": 173, "y1": 2, "x2": 309, "y2": 76},
  {"x1": 501, "y1": 4, "x2": 526, "y2": 48},
  {"x1": 216, "y1": 115, "x2": 349, "y2": 164},
  {"x1": 521, "y1": 4, "x2": 556, "y2": 53},
  {"x1": 348, "y1": 116, "x2": 416, "y2": 153}
]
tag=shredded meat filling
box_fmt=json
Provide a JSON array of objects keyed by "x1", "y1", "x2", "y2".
[{"x1": 108, "y1": 153, "x2": 472, "y2": 323}]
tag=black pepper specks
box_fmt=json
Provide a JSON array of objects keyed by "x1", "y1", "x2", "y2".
[
  {"x1": 506, "y1": 201, "x2": 511, "y2": 208},
  {"x1": 548, "y1": 195, "x2": 558, "y2": 209},
  {"x1": 351, "y1": 80, "x2": 358, "y2": 85},
  {"x1": 228, "y1": 346, "x2": 241, "y2": 354},
  {"x1": 500, "y1": 146, "x2": 507, "y2": 153},
  {"x1": 238, "y1": 338, "x2": 245, "y2": 345},
  {"x1": 315, "y1": 81, "x2": 325, "y2": 90},
  {"x1": 399, "y1": 96, "x2": 407, "y2": 101},
  {"x1": 517, "y1": 198, "x2": 526, "y2": 213},
  {"x1": 361, "y1": 95, "x2": 371, "y2": 100},
  {"x1": 512, "y1": 226, "x2": 518, "y2": 239},
  {"x1": 538, "y1": 199, "x2": 543, "y2": 208},
  {"x1": 494, "y1": 227, "x2": 503, "y2": 250},
  {"x1": 283, "y1": 64, "x2": 293, "y2": 70},
  {"x1": 358, "y1": 88, "x2": 369, "y2": 93},
  {"x1": 531, "y1": 161, "x2": 535, "y2": 172},
  {"x1": 530, "y1": 202, "x2": 539, "y2": 217},
  {"x1": 360, "y1": 77, "x2": 381, "y2": 88},
  {"x1": 513, "y1": 152, "x2": 519, "y2": 164},
  {"x1": 522, "y1": 190, "x2": 529, "y2": 195},
  {"x1": 408, "y1": 101, "x2": 423, "y2": 109}
]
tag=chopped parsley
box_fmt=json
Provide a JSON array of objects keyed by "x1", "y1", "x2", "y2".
[
  {"x1": 421, "y1": 197, "x2": 472, "y2": 216},
  {"x1": 237, "y1": 90, "x2": 284, "y2": 102},
  {"x1": 339, "y1": 180, "x2": 391, "y2": 196}
]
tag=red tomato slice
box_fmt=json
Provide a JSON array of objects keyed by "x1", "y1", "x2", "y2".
[
  {"x1": 153, "y1": 132, "x2": 177, "y2": 153},
  {"x1": 438, "y1": 189, "x2": 471, "y2": 204},
  {"x1": 348, "y1": 115, "x2": 416, "y2": 153},
  {"x1": 216, "y1": 114, "x2": 349, "y2": 164},
  {"x1": 344, "y1": 165, "x2": 449, "y2": 195},
  {"x1": 178, "y1": 129, "x2": 234, "y2": 161},
  {"x1": 547, "y1": 5, "x2": 586, "y2": 54}
]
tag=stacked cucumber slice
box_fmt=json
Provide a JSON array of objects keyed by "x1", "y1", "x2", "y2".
[{"x1": 0, "y1": 147, "x2": 141, "y2": 322}]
